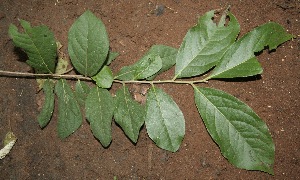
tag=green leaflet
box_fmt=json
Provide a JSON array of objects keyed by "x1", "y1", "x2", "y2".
[
  {"x1": 68, "y1": 10, "x2": 109, "y2": 77},
  {"x1": 37, "y1": 79, "x2": 55, "y2": 128},
  {"x1": 85, "y1": 87, "x2": 114, "y2": 147},
  {"x1": 115, "y1": 54, "x2": 162, "y2": 80},
  {"x1": 208, "y1": 22, "x2": 294, "y2": 79},
  {"x1": 92, "y1": 66, "x2": 114, "y2": 88},
  {"x1": 174, "y1": 10, "x2": 240, "y2": 79},
  {"x1": 75, "y1": 80, "x2": 90, "y2": 108},
  {"x1": 8, "y1": 20, "x2": 57, "y2": 73},
  {"x1": 145, "y1": 45, "x2": 177, "y2": 80},
  {"x1": 145, "y1": 86, "x2": 185, "y2": 152},
  {"x1": 194, "y1": 87, "x2": 275, "y2": 174},
  {"x1": 114, "y1": 86, "x2": 145, "y2": 143},
  {"x1": 106, "y1": 51, "x2": 119, "y2": 65},
  {"x1": 55, "y1": 79, "x2": 82, "y2": 139}
]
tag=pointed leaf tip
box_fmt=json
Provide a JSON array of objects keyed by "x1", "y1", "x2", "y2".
[
  {"x1": 208, "y1": 22, "x2": 294, "y2": 79},
  {"x1": 194, "y1": 87, "x2": 275, "y2": 174}
]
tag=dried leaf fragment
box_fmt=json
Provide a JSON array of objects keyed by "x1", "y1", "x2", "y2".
[{"x1": 0, "y1": 131, "x2": 17, "y2": 159}]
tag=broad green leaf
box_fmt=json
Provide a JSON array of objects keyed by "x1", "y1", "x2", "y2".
[
  {"x1": 145, "y1": 86, "x2": 185, "y2": 152},
  {"x1": 37, "y1": 79, "x2": 55, "y2": 128},
  {"x1": 208, "y1": 22, "x2": 294, "y2": 79},
  {"x1": 145, "y1": 45, "x2": 177, "y2": 80},
  {"x1": 92, "y1": 66, "x2": 113, "y2": 88},
  {"x1": 115, "y1": 54, "x2": 162, "y2": 80},
  {"x1": 194, "y1": 87, "x2": 274, "y2": 174},
  {"x1": 9, "y1": 20, "x2": 56, "y2": 73},
  {"x1": 75, "y1": 80, "x2": 90, "y2": 108},
  {"x1": 85, "y1": 87, "x2": 114, "y2": 147},
  {"x1": 114, "y1": 86, "x2": 145, "y2": 143},
  {"x1": 106, "y1": 51, "x2": 119, "y2": 65},
  {"x1": 174, "y1": 10, "x2": 240, "y2": 79},
  {"x1": 55, "y1": 79, "x2": 82, "y2": 139},
  {"x1": 68, "y1": 10, "x2": 109, "y2": 77}
]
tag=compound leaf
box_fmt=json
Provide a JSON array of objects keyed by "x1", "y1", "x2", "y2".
[
  {"x1": 85, "y1": 87, "x2": 114, "y2": 147},
  {"x1": 9, "y1": 20, "x2": 57, "y2": 73},
  {"x1": 174, "y1": 10, "x2": 240, "y2": 79},
  {"x1": 55, "y1": 79, "x2": 82, "y2": 139},
  {"x1": 208, "y1": 22, "x2": 294, "y2": 79},
  {"x1": 115, "y1": 54, "x2": 162, "y2": 80},
  {"x1": 194, "y1": 87, "x2": 275, "y2": 174},
  {"x1": 114, "y1": 86, "x2": 145, "y2": 143},
  {"x1": 37, "y1": 79, "x2": 55, "y2": 128},
  {"x1": 68, "y1": 10, "x2": 109, "y2": 77},
  {"x1": 145, "y1": 86, "x2": 185, "y2": 152},
  {"x1": 145, "y1": 45, "x2": 177, "y2": 80},
  {"x1": 92, "y1": 65, "x2": 113, "y2": 88}
]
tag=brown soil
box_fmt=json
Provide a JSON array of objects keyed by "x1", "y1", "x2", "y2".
[{"x1": 0, "y1": 0, "x2": 299, "y2": 179}]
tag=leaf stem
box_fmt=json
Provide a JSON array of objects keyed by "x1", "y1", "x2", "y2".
[
  {"x1": 0, "y1": 70, "x2": 92, "y2": 81},
  {"x1": 0, "y1": 70, "x2": 208, "y2": 85}
]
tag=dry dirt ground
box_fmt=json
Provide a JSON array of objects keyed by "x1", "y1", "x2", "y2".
[{"x1": 0, "y1": 0, "x2": 299, "y2": 179}]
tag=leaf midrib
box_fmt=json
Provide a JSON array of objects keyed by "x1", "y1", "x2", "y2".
[
  {"x1": 196, "y1": 88, "x2": 254, "y2": 153},
  {"x1": 176, "y1": 25, "x2": 229, "y2": 78},
  {"x1": 152, "y1": 88, "x2": 173, "y2": 149},
  {"x1": 123, "y1": 86, "x2": 135, "y2": 138},
  {"x1": 25, "y1": 27, "x2": 52, "y2": 73}
]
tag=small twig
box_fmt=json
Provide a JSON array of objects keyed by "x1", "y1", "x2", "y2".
[
  {"x1": 0, "y1": 70, "x2": 209, "y2": 85},
  {"x1": 0, "y1": 70, "x2": 92, "y2": 81}
]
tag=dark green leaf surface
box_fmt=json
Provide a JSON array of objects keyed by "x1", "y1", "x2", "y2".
[
  {"x1": 115, "y1": 54, "x2": 162, "y2": 80},
  {"x1": 55, "y1": 79, "x2": 82, "y2": 139},
  {"x1": 75, "y1": 80, "x2": 90, "y2": 108},
  {"x1": 9, "y1": 20, "x2": 57, "y2": 73},
  {"x1": 194, "y1": 87, "x2": 275, "y2": 174},
  {"x1": 145, "y1": 45, "x2": 177, "y2": 80},
  {"x1": 114, "y1": 86, "x2": 145, "y2": 143},
  {"x1": 37, "y1": 79, "x2": 55, "y2": 128},
  {"x1": 174, "y1": 10, "x2": 240, "y2": 79},
  {"x1": 68, "y1": 10, "x2": 109, "y2": 77},
  {"x1": 145, "y1": 86, "x2": 185, "y2": 152},
  {"x1": 85, "y1": 87, "x2": 114, "y2": 147},
  {"x1": 208, "y1": 22, "x2": 294, "y2": 79},
  {"x1": 92, "y1": 66, "x2": 113, "y2": 88}
]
